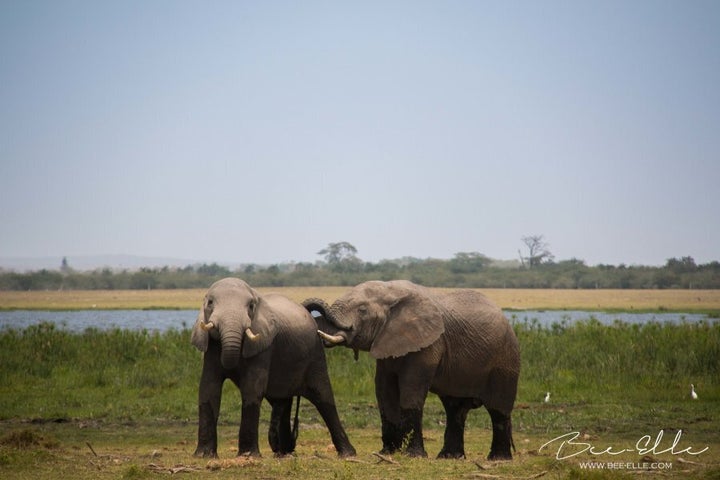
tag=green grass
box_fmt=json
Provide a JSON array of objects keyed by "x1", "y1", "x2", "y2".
[{"x1": 1, "y1": 320, "x2": 719, "y2": 479}]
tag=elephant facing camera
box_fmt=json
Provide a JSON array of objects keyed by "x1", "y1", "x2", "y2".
[{"x1": 190, "y1": 277, "x2": 356, "y2": 458}]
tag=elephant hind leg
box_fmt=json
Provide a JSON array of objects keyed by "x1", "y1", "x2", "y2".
[
  {"x1": 267, "y1": 398, "x2": 296, "y2": 456},
  {"x1": 303, "y1": 388, "x2": 356, "y2": 457},
  {"x1": 437, "y1": 396, "x2": 474, "y2": 459},
  {"x1": 487, "y1": 408, "x2": 514, "y2": 460}
]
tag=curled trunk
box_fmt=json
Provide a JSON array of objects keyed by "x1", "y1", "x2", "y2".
[{"x1": 302, "y1": 298, "x2": 352, "y2": 331}]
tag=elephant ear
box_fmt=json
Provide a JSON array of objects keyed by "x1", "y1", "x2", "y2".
[
  {"x1": 190, "y1": 311, "x2": 209, "y2": 352},
  {"x1": 242, "y1": 295, "x2": 279, "y2": 358},
  {"x1": 370, "y1": 288, "x2": 445, "y2": 359}
]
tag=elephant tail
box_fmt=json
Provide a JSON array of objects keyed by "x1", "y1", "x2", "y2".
[{"x1": 292, "y1": 395, "x2": 301, "y2": 442}]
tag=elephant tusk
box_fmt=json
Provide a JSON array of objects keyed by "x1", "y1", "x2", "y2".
[
  {"x1": 318, "y1": 330, "x2": 346, "y2": 345},
  {"x1": 245, "y1": 328, "x2": 260, "y2": 342},
  {"x1": 200, "y1": 321, "x2": 215, "y2": 331}
]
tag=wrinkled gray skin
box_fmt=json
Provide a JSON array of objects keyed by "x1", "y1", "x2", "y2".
[
  {"x1": 191, "y1": 278, "x2": 355, "y2": 458},
  {"x1": 304, "y1": 280, "x2": 519, "y2": 460}
]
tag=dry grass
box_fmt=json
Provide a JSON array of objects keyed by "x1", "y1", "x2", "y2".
[
  {"x1": 1, "y1": 287, "x2": 719, "y2": 312},
  {"x1": 478, "y1": 288, "x2": 720, "y2": 312},
  {"x1": 2, "y1": 420, "x2": 718, "y2": 480}
]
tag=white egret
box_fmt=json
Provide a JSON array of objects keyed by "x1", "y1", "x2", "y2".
[
  {"x1": 691, "y1": 384, "x2": 698, "y2": 400},
  {"x1": 544, "y1": 392, "x2": 551, "y2": 403}
]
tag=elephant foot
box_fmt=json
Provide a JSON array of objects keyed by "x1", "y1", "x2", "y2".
[
  {"x1": 487, "y1": 450, "x2": 513, "y2": 461},
  {"x1": 273, "y1": 451, "x2": 295, "y2": 459},
  {"x1": 193, "y1": 446, "x2": 218, "y2": 458},
  {"x1": 238, "y1": 448, "x2": 261, "y2": 458},
  {"x1": 379, "y1": 446, "x2": 398, "y2": 455},
  {"x1": 487, "y1": 408, "x2": 514, "y2": 461},
  {"x1": 437, "y1": 449, "x2": 466, "y2": 459},
  {"x1": 404, "y1": 445, "x2": 428, "y2": 458},
  {"x1": 337, "y1": 445, "x2": 357, "y2": 458}
]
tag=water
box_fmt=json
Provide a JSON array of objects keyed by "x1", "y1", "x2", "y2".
[
  {"x1": 0, "y1": 309, "x2": 712, "y2": 333},
  {"x1": 506, "y1": 310, "x2": 710, "y2": 327},
  {"x1": 0, "y1": 309, "x2": 197, "y2": 333}
]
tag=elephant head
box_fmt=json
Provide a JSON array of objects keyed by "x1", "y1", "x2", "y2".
[
  {"x1": 191, "y1": 277, "x2": 278, "y2": 368},
  {"x1": 304, "y1": 280, "x2": 445, "y2": 359}
]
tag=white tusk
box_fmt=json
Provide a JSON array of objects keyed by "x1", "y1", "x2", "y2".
[
  {"x1": 318, "y1": 330, "x2": 345, "y2": 345},
  {"x1": 200, "y1": 321, "x2": 215, "y2": 331},
  {"x1": 245, "y1": 328, "x2": 260, "y2": 342}
]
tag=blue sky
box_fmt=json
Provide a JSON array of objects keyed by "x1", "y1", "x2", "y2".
[{"x1": 1, "y1": 0, "x2": 718, "y2": 267}]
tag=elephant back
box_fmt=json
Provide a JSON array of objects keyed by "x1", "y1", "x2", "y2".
[{"x1": 262, "y1": 293, "x2": 321, "y2": 353}]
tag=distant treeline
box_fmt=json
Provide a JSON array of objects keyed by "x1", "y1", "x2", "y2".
[{"x1": 1, "y1": 255, "x2": 719, "y2": 290}]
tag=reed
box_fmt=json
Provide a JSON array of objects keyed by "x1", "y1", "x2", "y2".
[{"x1": 1, "y1": 320, "x2": 717, "y2": 421}]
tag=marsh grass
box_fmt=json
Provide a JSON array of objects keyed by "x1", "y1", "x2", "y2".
[{"x1": 1, "y1": 319, "x2": 718, "y2": 479}]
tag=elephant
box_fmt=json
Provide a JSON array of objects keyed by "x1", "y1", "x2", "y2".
[
  {"x1": 190, "y1": 277, "x2": 356, "y2": 458},
  {"x1": 303, "y1": 280, "x2": 520, "y2": 460}
]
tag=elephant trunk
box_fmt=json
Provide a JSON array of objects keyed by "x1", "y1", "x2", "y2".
[
  {"x1": 303, "y1": 297, "x2": 352, "y2": 347},
  {"x1": 220, "y1": 326, "x2": 244, "y2": 369},
  {"x1": 302, "y1": 298, "x2": 352, "y2": 331}
]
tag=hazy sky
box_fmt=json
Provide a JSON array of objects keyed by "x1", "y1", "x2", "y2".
[{"x1": 1, "y1": 1, "x2": 719, "y2": 267}]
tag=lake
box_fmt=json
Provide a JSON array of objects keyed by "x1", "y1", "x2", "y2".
[{"x1": 0, "y1": 309, "x2": 713, "y2": 333}]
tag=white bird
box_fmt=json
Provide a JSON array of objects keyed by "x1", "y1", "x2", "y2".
[
  {"x1": 691, "y1": 384, "x2": 698, "y2": 400},
  {"x1": 544, "y1": 392, "x2": 551, "y2": 403}
]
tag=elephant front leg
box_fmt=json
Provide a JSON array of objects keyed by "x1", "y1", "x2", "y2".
[
  {"x1": 195, "y1": 354, "x2": 223, "y2": 458},
  {"x1": 437, "y1": 396, "x2": 473, "y2": 459},
  {"x1": 195, "y1": 401, "x2": 220, "y2": 457},
  {"x1": 379, "y1": 412, "x2": 403, "y2": 454},
  {"x1": 400, "y1": 407, "x2": 427, "y2": 457},
  {"x1": 238, "y1": 402, "x2": 262, "y2": 457},
  {"x1": 375, "y1": 365, "x2": 402, "y2": 454}
]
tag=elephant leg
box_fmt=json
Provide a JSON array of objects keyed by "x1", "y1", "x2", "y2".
[
  {"x1": 195, "y1": 401, "x2": 220, "y2": 457},
  {"x1": 399, "y1": 407, "x2": 427, "y2": 457},
  {"x1": 195, "y1": 350, "x2": 223, "y2": 458},
  {"x1": 267, "y1": 398, "x2": 295, "y2": 456},
  {"x1": 305, "y1": 374, "x2": 355, "y2": 457},
  {"x1": 437, "y1": 396, "x2": 474, "y2": 459},
  {"x1": 396, "y1": 359, "x2": 434, "y2": 458},
  {"x1": 236, "y1": 365, "x2": 268, "y2": 457},
  {"x1": 487, "y1": 408, "x2": 514, "y2": 460},
  {"x1": 375, "y1": 365, "x2": 402, "y2": 454},
  {"x1": 238, "y1": 401, "x2": 262, "y2": 457}
]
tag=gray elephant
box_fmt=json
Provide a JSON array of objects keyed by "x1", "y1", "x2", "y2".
[
  {"x1": 303, "y1": 280, "x2": 520, "y2": 460},
  {"x1": 190, "y1": 277, "x2": 355, "y2": 458}
]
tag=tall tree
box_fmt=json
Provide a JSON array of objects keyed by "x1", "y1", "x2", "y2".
[
  {"x1": 519, "y1": 235, "x2": 554, "y2": 268},
  {"x1": 318, "y1": 242, "x2": 361, "y2": 272}
]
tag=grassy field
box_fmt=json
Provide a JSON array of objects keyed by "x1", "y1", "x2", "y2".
[
  {"x1": 2, "y1": 287, "x2": 720, "y2": 313},
  {"x1": 1, "y1": 288, "x2": 719, "y2": 479}
]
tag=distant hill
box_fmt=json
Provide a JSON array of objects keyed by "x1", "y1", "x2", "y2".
[{"x1": 0, "y1": 255, "x2": 242, "y2": 272}]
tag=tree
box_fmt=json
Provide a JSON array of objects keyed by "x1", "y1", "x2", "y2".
[
  {"x1": 449, "y1": 252, "x2": 490, "y2": 273},
  {"x1": 519, "y1": 235, "x2": 554, "y2": 268},
  {"x1": 318, "y1": 241, "x2": 362, "y2": 272},
  {"x1": 665, "y1": 256, "x2": 697, "y2": 273}
]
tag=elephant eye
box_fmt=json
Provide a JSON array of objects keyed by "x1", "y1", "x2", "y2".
[{"x1": 248, "y1": 301, "x2": 256, "y2": 315}]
